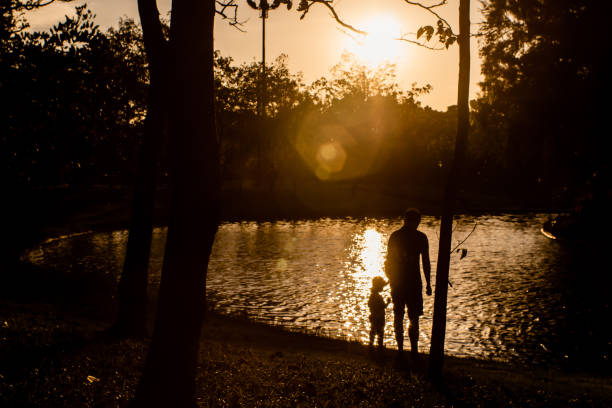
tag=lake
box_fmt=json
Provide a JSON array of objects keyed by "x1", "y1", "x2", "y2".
[{"x1": 24, "y1": 213, "x2": 611, "y2": 371}]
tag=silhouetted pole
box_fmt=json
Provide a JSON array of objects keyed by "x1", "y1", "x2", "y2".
[
  {"x1": 261, "y1": 6, "x2": 266, "y2": 117},
  {"x1": 247, "y1": 0, "x2": 270, "y2": 117},
  {"x1": 428, "y1": 0, "x2": 470, "y2": 380},
  {"x1": 247, "y1": 1, "x2": 290, "y2": 188},
  {"x1": 247, "y1": 0, "x2": 292, "y2": 116}
]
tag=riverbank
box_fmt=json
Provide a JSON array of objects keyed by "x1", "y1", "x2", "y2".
[{"x1": 1, "y1": 263, "x2": 611, "y2": 407}]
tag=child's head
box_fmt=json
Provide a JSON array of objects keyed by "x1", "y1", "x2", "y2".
[{"x1": 371, "y1": 276, "x2": 387, "y2": 293}]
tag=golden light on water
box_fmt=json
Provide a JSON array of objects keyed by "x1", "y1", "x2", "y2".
[
  {"x1": 26, "y1": 216, "x2": 571, "y2": 358},
  {"x1": 341, "y1": 227, "x2": 389, "y2": 342},
  {"x1": 345, "y1": 16, "x2": 403, "y2": 67},
  {"x1": 353, "y1": 228, "x2": 386, "y2": 280}
]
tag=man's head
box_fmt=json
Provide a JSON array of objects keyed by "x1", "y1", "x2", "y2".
[{"x1": 404, "y1": 208, "x2": 421, "y2": 229}]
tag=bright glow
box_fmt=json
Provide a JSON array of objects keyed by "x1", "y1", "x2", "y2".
[
  {"x1": 347, "y1": 228, "x2": 386, "y2": 281},
  {"x1": 314, "y1": 141, "x2": 346, "y2": 180},
  {"x1": 342, "y1": 227, "x2": 388, "y2": 343},
  {"x1": 360, "y1": 229, "x2": 385, "y2": 278},
  {"x1": 345, "y1": 16, "x2": 403, "y2": 67},
  {"x1": 320, "y1": 143, "x2": 338, "y2": 161}
]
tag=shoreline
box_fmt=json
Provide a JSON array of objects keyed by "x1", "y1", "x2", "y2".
[{"x1": 1, "y1": 293, "x2": 611, "y2": 407}]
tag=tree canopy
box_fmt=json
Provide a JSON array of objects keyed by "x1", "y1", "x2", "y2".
[
  {"x1": 3, "y1": 2, "x2": 606, "y2": 210},
  {"x1": 476, "y1": 0, "x2": 611, "y2": 205}
]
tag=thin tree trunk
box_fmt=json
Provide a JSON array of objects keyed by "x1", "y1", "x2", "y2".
[
  {"x1": 132, "y1": 0, "x2": 218, "y2": 406},
  {"x1": 113, "y1": 0, "x2": 167, "y2": 337},
  {"x1": 428, "y1": 0, "x2": 470, "y2": 380}
]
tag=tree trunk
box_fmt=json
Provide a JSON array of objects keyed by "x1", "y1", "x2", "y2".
[
  {"x1": 132, "y1": 0, "x2": 218, "y2": 406},
  {"x1": 113, "y1": 0, "x2": 167, "y2": 337},
  {"x1": 428, "y1": 0, "x2": 470, "y2": 380}
]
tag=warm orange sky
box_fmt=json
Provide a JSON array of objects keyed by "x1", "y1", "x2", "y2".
[{"x1": 28, "y1": 0, "x2": 483, "y2": 111}]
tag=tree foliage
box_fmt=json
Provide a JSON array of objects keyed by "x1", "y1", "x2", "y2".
[
  {"x1": 1, "y1": 5, "x2": 147, "y2": 187},
  {"x1": 0, "y1": 3, "x2": 459, "y2": 198},
  {"x1": 476, "y1": 0, "x2": 611, "y2": 202},
  {"x1": 214, "y1": 52, "x2": 306, "y2": 117},
  {"x1": 0, "y1": 2, "x2": 543, "y2": 207}
]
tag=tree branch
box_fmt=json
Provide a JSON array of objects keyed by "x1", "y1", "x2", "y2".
[
  {"x1": 215, "y1": 0, "x2": 246, "y2": 32},
  {"x1": 298, "y1": 0, "x2": 365, "y2": 35},
  {"x1": 137, "y1": 0, "x2": 167, "y2": 67},
  {"x1": 3, "y1": 0, "x2": 77, "y2": 35},
  {"x1": 450, "y1": 223, "x2": 477, "y2": 254},
  {"x1": 398, "y1": 35, "x2": 445, "y2": 50},
  {"x1": 8, "y1": 0, "x2": 73, "y2": 11},
  {"x1": 402, "y1": 0, "x2": 455, "y2": 35}
]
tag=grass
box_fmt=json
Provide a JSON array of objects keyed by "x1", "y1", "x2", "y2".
[{"x1": 1, "y1": 262, "x2": 611, "y2": 408}]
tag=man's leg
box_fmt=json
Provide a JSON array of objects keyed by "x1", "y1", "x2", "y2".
[
  {"x1": 408, "y1": 315, "x2": 419, "y2": 359},
  {"x1": 393, "y1": 301, "x2": 405, "y2": 352},
  {"x1": 407, "y1": 288, "x2": 423, "y2": 361}
]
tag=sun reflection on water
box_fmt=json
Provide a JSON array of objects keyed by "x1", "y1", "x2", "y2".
[
  {"x1": 340, "y1": 227, "x2": 390, "y2": 343},
  {"x1": 358, "y1": 228, "x2": 386, "y2": 279}
]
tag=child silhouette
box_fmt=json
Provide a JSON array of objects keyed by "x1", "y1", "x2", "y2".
[{"x1": 368, "y1": 276, "x2": 390, "y2": 349}]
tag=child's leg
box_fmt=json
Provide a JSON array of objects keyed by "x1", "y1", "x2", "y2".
[
  {"x1": 369, "y1": 326, "x2": 375, "y2": 347},
  {"x1": 376, "y1": 321, "x2": 385, "y2": 347}
]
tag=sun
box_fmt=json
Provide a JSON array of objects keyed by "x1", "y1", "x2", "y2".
[{"x1": 345, "y1": 16, "x2": 403, "y2": 67}]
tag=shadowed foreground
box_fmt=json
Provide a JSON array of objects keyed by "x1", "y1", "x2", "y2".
[{"x1": 1, "y1": 268, "x2": 611, "y2": 408}]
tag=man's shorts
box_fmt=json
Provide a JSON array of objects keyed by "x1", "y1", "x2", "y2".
[{"x1": 391, "y1": 287, "x2": 423, "y2": 321}]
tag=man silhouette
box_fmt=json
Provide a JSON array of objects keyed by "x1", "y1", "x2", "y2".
[{"x1": 385, "y1": 208, "x2": 432, "y2": 360}]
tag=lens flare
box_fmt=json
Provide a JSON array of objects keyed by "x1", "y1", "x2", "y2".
[{"x1": 315, "y1": 141, "x2": 346, "y2": 180}]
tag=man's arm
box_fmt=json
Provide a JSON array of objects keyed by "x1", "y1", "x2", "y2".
[
  {"x1": 422, "y1": 236, "x2": 432, "y2": 296},
  {"x1": 384, "y1": 234, "x2": 396, "y2": 283}
]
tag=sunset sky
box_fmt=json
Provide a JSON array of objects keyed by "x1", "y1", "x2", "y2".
[{"x1": 27, "y1": 0, "x2": 483, "y2": 111}]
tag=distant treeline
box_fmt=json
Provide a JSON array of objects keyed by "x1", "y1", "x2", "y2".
[{"x1": 1, "y1": 2, "x2": 609, "y2": 209}]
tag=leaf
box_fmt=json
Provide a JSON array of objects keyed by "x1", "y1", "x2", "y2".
[
  {"x1": 86, "y1": 375, "x2": 99, "y2": 384},
  {"x1": 425, "y1": 26, "x2": 434, "y2": 41},
  {"x1": 460, "y1": 248, "x2": 468, "y2": 259},
  {"x1": 417, "y1": 27, "x2": 425, "y2": 39},
  {"x1": 298, "y1": 0, "x2": 308, "y2": 11}
]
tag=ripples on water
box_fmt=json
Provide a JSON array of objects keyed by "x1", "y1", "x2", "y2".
[{"x1": 24, "y1": 214, "x2": 611, "y2": 369}]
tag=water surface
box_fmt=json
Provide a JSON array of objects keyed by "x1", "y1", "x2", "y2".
[{"x1": 25, "y1": 214, "x2": 610, "y2": 369}]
